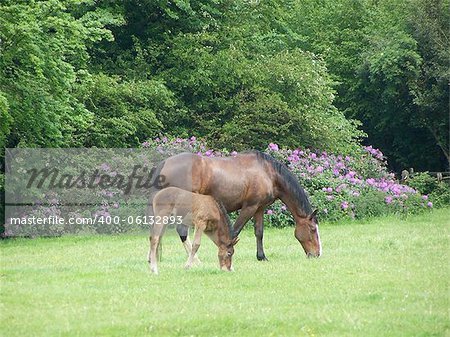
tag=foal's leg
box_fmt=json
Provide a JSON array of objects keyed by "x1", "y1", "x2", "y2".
[
  {"x1": 253, "y1": 208, "x2": 268, "y2": 261},
  {"x1": 185, "y1": 225, "x2": 204, "y2": 269},
  {"x1": 149, "y1": 223, "x2": 165, "y2": 274},
  {"x1": 177, "y1": 224, "x2": 201, "y2": 264}
]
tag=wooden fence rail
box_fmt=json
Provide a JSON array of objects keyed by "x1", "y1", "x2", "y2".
[{"x1": 401, "y1": 169, "x2": 450, "y2": 183}]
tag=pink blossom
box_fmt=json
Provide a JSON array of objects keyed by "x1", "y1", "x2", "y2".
[
  {"x1": 385, "y1": 196, "x2": 393, "y2": 204},
  {"x1": 366, "y1": 178, "x2": 376, "y2": 186},
  {"x1": 341, "y1": 201, "x2": 349, "y2": 210},
  {"x1": 268, "y1": 143, "x2": 279, "y2": 151},
  {"x1": 266, "y1": 209, "x2": 274, "y2": 215},
  {"x1": 427, "y1": 202, "x2": 433, "y2": 208},
  {"x1": 288, "y1": 154, "x2": 300, "y2": 163}
]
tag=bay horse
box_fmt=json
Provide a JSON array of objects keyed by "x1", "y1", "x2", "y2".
[
  {"x1": 149, "y1": 150, "x2": 321, "y2": 260},
  {"x1": 149, "y1": 187, "x2": 238, "y2": 274}
]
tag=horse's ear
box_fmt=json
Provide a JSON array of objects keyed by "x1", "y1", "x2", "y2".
[
  {"x1": 232, "y1": 237, "x2": 240, "y2": 246},
  {"x1": 309, "y1": 209, "x2": 318, "y2": 220}
]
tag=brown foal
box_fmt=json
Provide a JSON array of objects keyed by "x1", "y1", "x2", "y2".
[{"x1": 149, "y1": 187, "x2": 238, "y2": 274}]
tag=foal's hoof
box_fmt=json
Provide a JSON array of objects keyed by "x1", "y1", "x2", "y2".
[
  {"x1": 257, "y1": 254, "x2": 268, "y2": 261},
  {"x1": 184, "y1": 263, "x2": 192, "y2": 270}
]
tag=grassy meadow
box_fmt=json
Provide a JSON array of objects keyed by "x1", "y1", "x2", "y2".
[{"x1": 1, "y1": 209, "x2": 449, "y2": 337}]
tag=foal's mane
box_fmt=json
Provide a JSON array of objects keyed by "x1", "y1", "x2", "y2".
[
  {"x1": 215, "y1": 199, "x2": 234, "y2": 239},
  {"x1": 252, "y1": 150, "x2": 313, "y2": 215}
]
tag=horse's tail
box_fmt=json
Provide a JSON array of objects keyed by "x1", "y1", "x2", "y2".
[
  {"x1": 215, "y1": 199, "x2": 234, "y2": 239},
  {"x1": 146, "y1": 159, "x2": 166, "y2": 218}
]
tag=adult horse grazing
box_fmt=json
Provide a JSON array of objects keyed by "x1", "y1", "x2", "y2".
[
  {"x1": 149, "y1": 187, "x2": 238, "y2": 274},
  {"x1": 149, "y1": 150, "x2": 321, "y2": 260}
]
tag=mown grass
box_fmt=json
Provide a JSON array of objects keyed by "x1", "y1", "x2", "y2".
[{"x1": 1, "y1": 209, "x2": 449, "y2": 337}]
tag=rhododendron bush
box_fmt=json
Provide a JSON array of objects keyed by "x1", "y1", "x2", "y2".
[{"x1": 144, "y1": 136, "x2": 437, "y2": 226}]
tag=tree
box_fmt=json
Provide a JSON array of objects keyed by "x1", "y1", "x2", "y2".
[
  {"x1": 407, "y1": 0, "x2": 449, "y2": 168},
  {"x1": 76, "y1": 74, "x2": 174, "y2": 147},
  {"x1": 0, "y1": 0, "x2": 121, "y2": 147}
]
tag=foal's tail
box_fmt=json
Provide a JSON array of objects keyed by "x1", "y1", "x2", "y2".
[
  {"x1": 158, "y1": 237, "x2": 163, "y2": 262},
  {"x1": 146, "y1": 159, "x2": 167, "y2": 217}
]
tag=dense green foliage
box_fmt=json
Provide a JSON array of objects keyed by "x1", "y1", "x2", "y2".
[
  {"x1": 0, "y1": 0, "x2": 122, "y2": 148},
  {"x1": 1, "y1": 0, "x2": 448, "y2": 170},
  {"x1": 1, "y1": 210, "x2": 449, "y2": 336}
]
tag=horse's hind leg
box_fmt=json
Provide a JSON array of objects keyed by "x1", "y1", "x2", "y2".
[{"x1": 177, "y1": 224, "x2": 201, "y2": 265}]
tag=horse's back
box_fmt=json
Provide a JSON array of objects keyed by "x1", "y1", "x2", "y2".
[{"x1": 157, "y1": 151, "x2": 275, "y2": 211}]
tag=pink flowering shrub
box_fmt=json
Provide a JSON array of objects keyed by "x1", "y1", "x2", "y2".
[{"x1": 144, "y1": 137, "x2": 434, "y2": 225}]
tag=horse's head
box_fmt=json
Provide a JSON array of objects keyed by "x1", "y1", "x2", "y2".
[
  {"x1": 218, "y1": 237, "x2": 239, "y2": 271},
  {"x1": 294, "y1": 210, "x2": 322, "y2": 258}
]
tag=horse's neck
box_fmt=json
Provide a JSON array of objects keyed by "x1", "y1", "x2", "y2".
[
  {"x1": 216, "y1": 227, "x2": 231, "y2": 247},
  {"x1": 276, "y1": 177, "x2": 309, "y2": 219}
]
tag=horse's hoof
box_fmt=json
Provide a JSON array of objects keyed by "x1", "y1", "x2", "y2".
[
  {"x1": 257, "y1": 255, "x2": 268, "y2": 261},
  {"x1": 184, "y1": 263, "x2": 192, "y2": 270}
]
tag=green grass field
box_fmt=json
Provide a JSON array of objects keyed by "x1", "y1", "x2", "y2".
[{"x1": 1, "y1": 209, "x2": 449, "y2": 337}]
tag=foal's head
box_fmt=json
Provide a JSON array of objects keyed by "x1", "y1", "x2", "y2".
[
  {"x1": 218, "y1": 237, "x2": 239, "y2": 271},
  {"x1": 294, "y1": 210, "x2": 322, "y2": 258},
  {"x1": 216, "y1": 202, "x2": 239, "y2": 271}
]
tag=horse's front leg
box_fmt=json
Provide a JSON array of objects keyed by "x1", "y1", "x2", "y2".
[
  {"x1": 253, "y1": 209, "x2": 268, "y2": 261},
  {"x1": 232, "y1": 205, "x2": 259, "y2": 238}
]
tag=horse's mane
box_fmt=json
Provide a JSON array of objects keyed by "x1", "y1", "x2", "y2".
[
  {"x1": 215, "y1": 199, "x2": 234, "y2": 239},
  {"x1": 251, "y1": 150, "x2": 313, "y2": 215}
]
